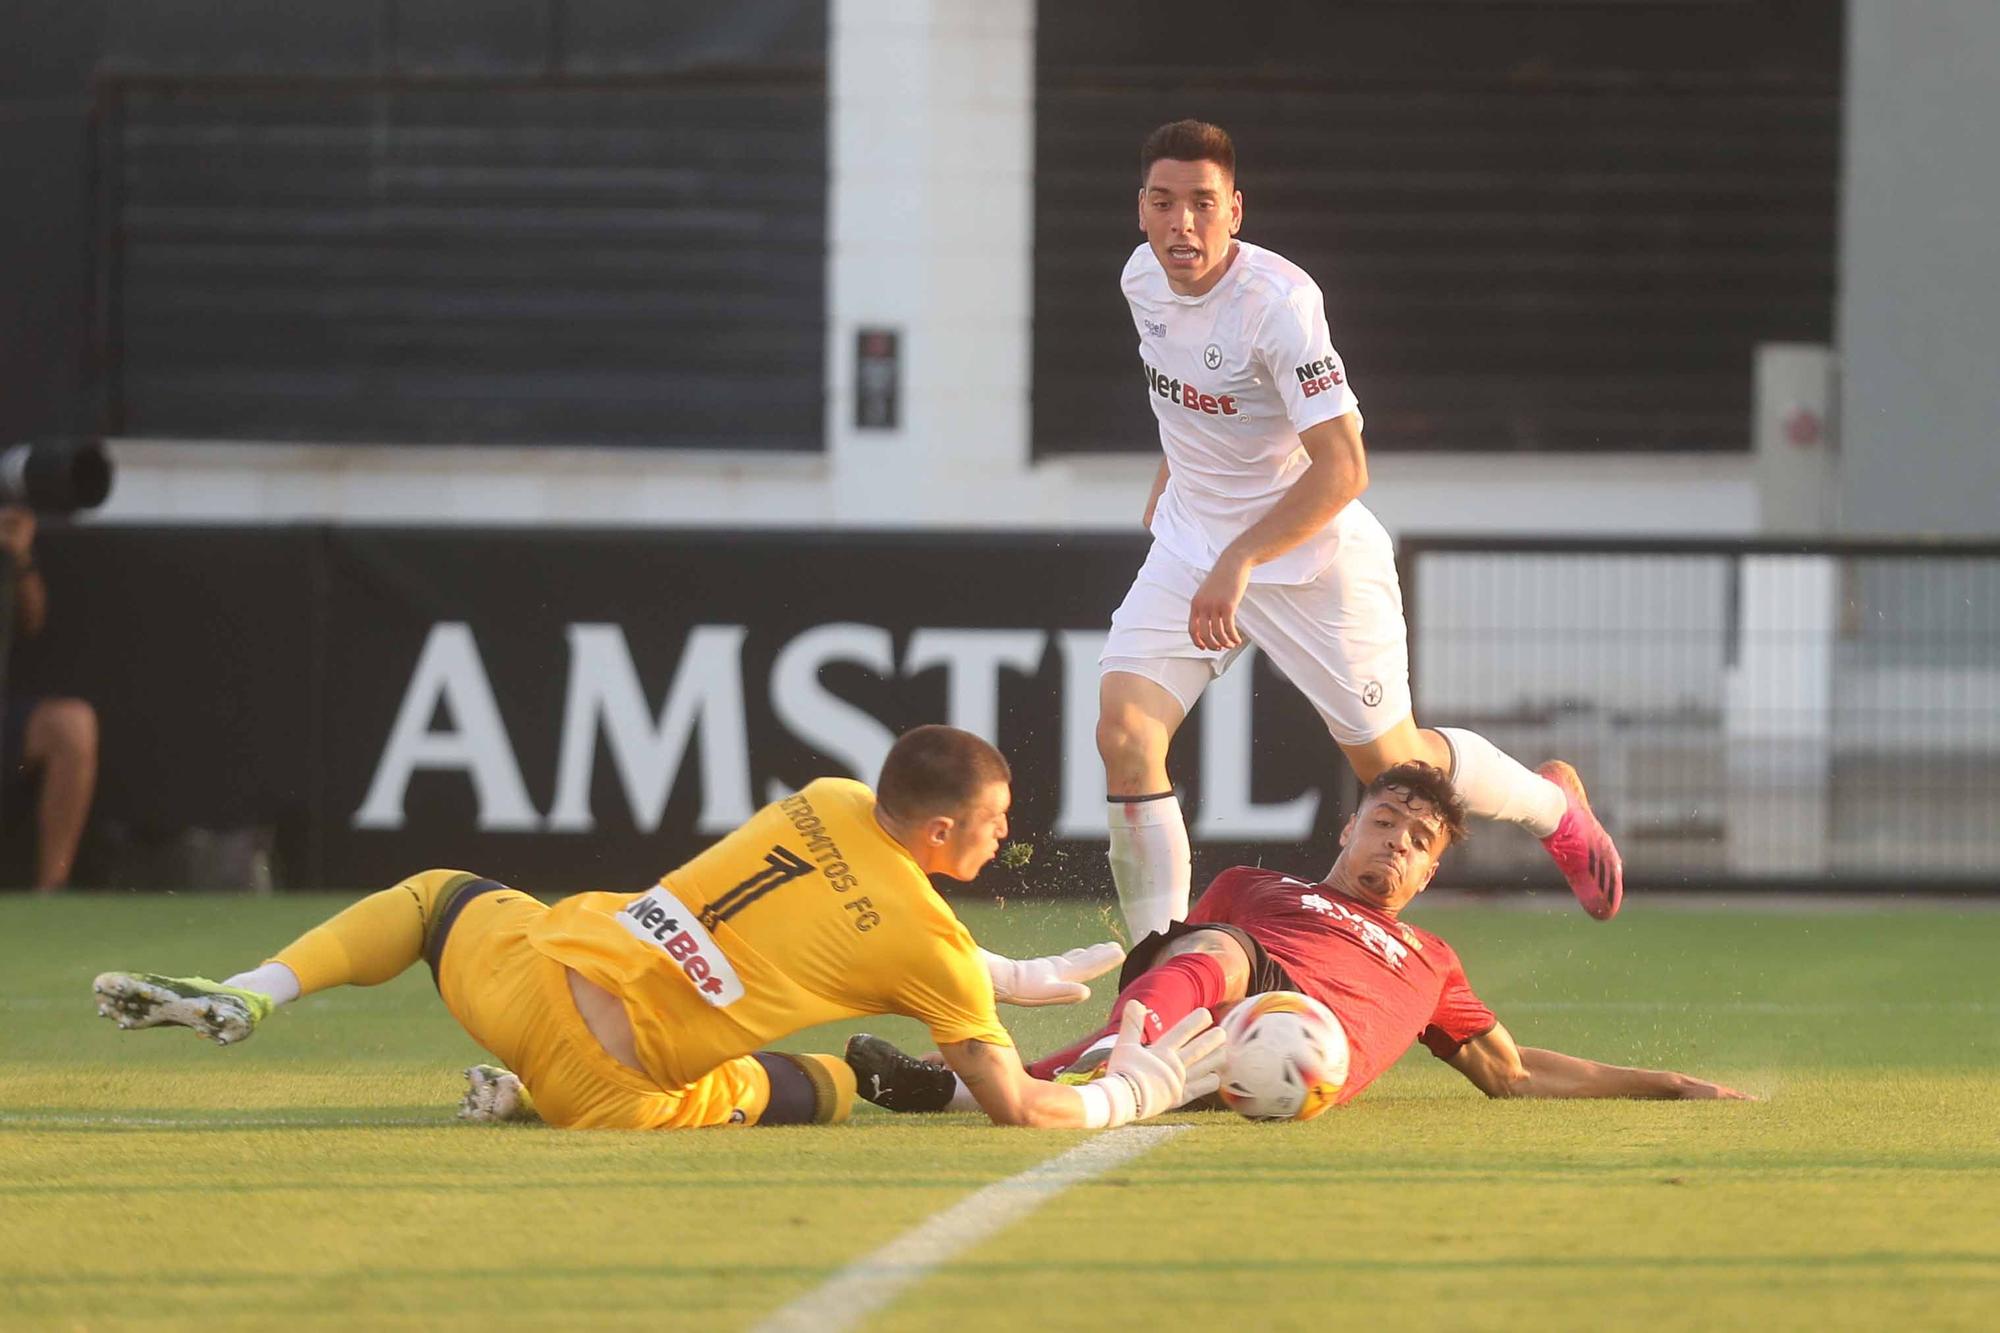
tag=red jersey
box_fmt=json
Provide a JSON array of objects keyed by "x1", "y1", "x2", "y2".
[{"x1": 1190, "y1": 867, "x2": 1496, "y2": 1103}]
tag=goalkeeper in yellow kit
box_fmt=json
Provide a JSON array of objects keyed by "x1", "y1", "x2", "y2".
[{"x1": 93, "y1": 726, "x2": 1226, "y2": 1131}]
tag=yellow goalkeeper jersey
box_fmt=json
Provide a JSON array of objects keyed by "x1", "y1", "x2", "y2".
[{"x1": 526, "y1": 777, "x2": 1011, "y2": 1089}]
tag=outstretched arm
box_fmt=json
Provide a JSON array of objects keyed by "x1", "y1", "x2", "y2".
[
  {"x1": 980, "y1": 942, "x2": 1126, "y2": 1007},
  {"x1": 1446, "y1": 1021, "x2": 1753, "y2": 1101},
  {"x1": 938, "y1": 1002, "x2": 1226, "y2": 1127}
]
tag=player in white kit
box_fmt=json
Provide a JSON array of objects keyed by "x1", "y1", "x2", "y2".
[{"x1": 1098, "y1": 119, "x2": 1623, "y2": 939}]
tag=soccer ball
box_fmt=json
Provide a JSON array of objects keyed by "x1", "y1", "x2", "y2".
[{"x1": 1216, "y1": 991, "x2": 1349, "y2": 1122}]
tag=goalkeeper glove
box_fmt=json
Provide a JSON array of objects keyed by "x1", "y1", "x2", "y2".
[
  {"x1": 980, "y1": 941, "x2": 1126, "y2": 1007},
  {"x1": 1079, "y1": 1000, "x2": 1228, "y2": 1127}
]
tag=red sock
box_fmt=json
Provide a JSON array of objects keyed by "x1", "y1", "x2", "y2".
[{"x1": 1025, "y1": 952, "x2": 1230, "y2": 1080}]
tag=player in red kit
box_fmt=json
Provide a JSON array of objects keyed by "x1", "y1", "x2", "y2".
[{"x1": 850, "y1": 763, "x2": 1749, "y2": 1112}]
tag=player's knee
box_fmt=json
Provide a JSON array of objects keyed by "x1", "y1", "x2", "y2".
[
  {"x1": 752, "y1": 1051, "x2": 856, "y2": 1126},
  {"x1": 1215, "y1": 944, "x2": 1252, "y2": 996},
  {"x1": 30, "y1": 697, "x2": 97, "y2": 763},
  {"x1": 1159, "y1": 928, "x2": 1253, "y2": 997},
  {"x1": 403, "y1": 869, "x2": 484, "y2": 925},
  {"x1": 1338, "y1": 719, "x2": 1437, "y2": 784},
  {"x1": 1096, "y1": 709, "x2": 1166, "y2": 778}
]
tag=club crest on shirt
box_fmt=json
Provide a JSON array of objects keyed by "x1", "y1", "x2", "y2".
[{"x1": 1204, "y1": 343, "x2": 1223, "y2": 369}]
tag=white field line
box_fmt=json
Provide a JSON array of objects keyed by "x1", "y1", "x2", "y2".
[
  {"x1": 0, "y1": 1112, "x2": 442, "y2": 1129},
  {"x1": 1418, "y1": 890, "x2": 2000, "y2": 913},
  {"x1": 1500, "y1": 1000, "x2": 1994, "y2": 1014},
  {"x1": 754, "y1": 1124, "x2": 1188, "y2": 1333},
  {"x1": 8, "y1": 996, "x2": 1992, "y2": 1016}
]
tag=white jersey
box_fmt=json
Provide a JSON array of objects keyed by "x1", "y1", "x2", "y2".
[{"x1": 1123, "y1": 240, "x2": 1368, "y2": 585}]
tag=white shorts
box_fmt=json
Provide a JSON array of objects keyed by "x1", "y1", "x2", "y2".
[{"x1": 1099, "y1": 511, "x2": 1412, "y2": 746}]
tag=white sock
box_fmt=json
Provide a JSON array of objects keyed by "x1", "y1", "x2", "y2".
[
  {"x1": 947, "y1": 1075, "x2": 980, "y2": 1113},
  {"x1": 1107, "y1": 792, "x2": 1191, "y2": 939},
  {"x1": 1435, "y1": 727, "x2": 1567, "y2": 838},
  {"x1": 221, "y1": 962, "x2": 302, "y2": 1006}
]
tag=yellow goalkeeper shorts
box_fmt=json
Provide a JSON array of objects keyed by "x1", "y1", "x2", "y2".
[{"x1": 434, "y1": 886, "x2": 775, "y2": 1130}]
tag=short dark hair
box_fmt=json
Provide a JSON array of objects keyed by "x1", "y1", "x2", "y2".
[
  {"x1": 1140, "y1": 119, "x2": 1236, "y2": 186},
  {"x1": 877, "y1": 725, "x2": 1011, "y2": 822},
  {"x1": 1363, "y1": 762, "x2": 1469, "y2": 848}
]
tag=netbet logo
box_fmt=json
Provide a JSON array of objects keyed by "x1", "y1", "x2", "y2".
[
  {"x1": 1143, "y1": 362, "x2": 1238, "y2": 417},
  {"x1": 618, "y1": 885, "x2": 746, "y2": 1005},
  {"x1": 1294, "y1": 357, "x2": 1344, "y2": 399}
]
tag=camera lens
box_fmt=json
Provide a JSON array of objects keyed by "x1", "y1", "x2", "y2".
[{"x1": 0, "y1": 439, "x2": 114, "y2": 513}]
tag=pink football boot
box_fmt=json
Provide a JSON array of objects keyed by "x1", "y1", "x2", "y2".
[{"x1": 1537, "y1": 760, "x2": 1623, "y2": 920}]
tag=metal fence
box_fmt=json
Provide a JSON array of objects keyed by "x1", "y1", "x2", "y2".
[{"x1": 1401, "y1": 536, "x2": 2000, "y2": 892}]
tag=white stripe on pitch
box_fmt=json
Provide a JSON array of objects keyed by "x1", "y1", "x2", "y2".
[
  {"x1": 0, "y1": 1112, "x2": 442, "y2": 1129},
  {"x1": 755, "y1": 1124, "x2": 1187, "y2": 1333}
]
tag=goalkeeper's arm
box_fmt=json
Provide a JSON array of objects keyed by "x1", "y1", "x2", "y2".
[
  {"x1": 980, "y1": 941, "x2": 1125, "y2": 1007},
  {"x1": 938, "y1": 1002, "x2": 1226, "y2": 1129}
]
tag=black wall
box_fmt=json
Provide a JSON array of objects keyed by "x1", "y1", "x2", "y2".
[
  {"x1": 1034, "y1": 0, "x2": 1843, "y2": 457},
  {"x1": 10, "y1": 1, "x2": 1844, "y2": 458},
  {"x1": 0, "y1": 1, "x2": 110, "y2": 445},
  {"x1": 4, "y1": 1, "x2": 828, "y2": 451}
]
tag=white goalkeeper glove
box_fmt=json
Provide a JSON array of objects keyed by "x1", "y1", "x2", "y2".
[
  {"x1": 1078, "y1": 1000, "x2": 1229, "y2": 1127},
  {"x1": 980, "y1": 942, "x2": 1126, "y2": 1007}
]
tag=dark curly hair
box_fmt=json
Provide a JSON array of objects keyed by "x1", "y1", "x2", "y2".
[
  {"x1": 1363, "y1": 761, "x2": 1469, "y2": 848},
  {"x1": 1140, "y1": 119, "x2": 1236, "y2": 186}
]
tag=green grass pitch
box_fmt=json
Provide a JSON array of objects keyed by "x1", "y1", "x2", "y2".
[{"x1": 3, "y1": 891, "x2": 1997, "y2": 1331}]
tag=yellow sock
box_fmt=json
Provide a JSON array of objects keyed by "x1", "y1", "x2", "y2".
[
  {"x1": 792, "y1": 1052, "x2": 859, "y2": 1125},
  {"x1": 745, "y1": 1051, "x2": 859, "y2": 1126},
  {"x1": 271, "y1": 869, "x2": 480, "y2": 996}
]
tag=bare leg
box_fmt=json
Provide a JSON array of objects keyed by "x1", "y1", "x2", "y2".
[
  {"x1": 1097, "y1": 671, "x2": 1183, "y2": 795},
  {"x1": 1336, "y1": 714, "x2": 1453, "y2": 783},
  {"x1": 1342, "y1": 712, "x2": 1618, "y2": 918},
  {"x1": 1340, "y1": 713, "x2": 1563, "y2": 832},
  {"x1": 1097, "y1": 672, "x2": 1192, "y2": 937},
  {"x1": 24, "y1": 698, "x2": 98, "y2": 892},
  {"x1": 1026, "y1": 928, "x2": 1251, "y2": 1079}
]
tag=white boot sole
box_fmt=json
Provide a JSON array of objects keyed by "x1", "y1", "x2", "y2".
[{"x1": 92, "y1": 973, "x2": 255, "y2": 1046}]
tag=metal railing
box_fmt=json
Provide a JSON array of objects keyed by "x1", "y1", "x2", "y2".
[{"x1": 1400, "y1": 535, "x2": 2000, "y2": 892}]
